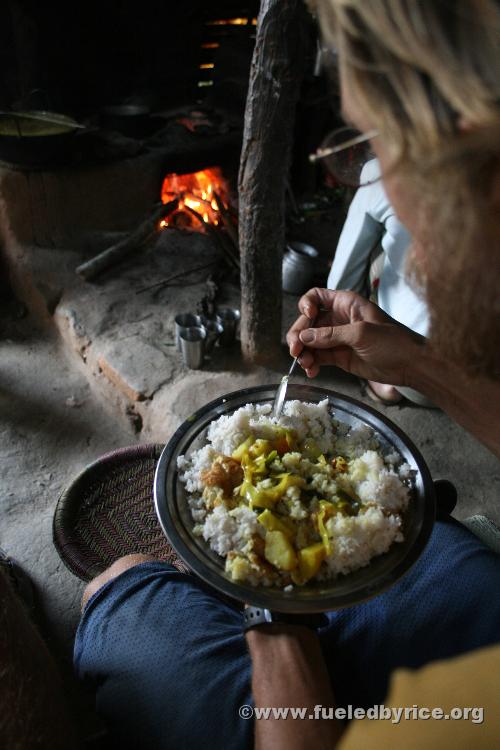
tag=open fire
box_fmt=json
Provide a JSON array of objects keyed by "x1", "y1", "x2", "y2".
[
  {"x1": 159, "y1": 167, "x2": 231, "y2": 231},
  {"x1": 206, "y1": 17, "x2": 257, "y2": 26}
]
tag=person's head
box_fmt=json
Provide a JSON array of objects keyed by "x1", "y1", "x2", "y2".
[{"x1": 310, "y1": 0, "x2": 500, "y2": 376}]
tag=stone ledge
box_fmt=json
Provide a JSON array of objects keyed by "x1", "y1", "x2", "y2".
[
  {"x1": 97, "y1": 337, "x2": 173, "y2": 402},
  {"x1": 48, "y1": 229, "x2": 243, "y2": 430}
]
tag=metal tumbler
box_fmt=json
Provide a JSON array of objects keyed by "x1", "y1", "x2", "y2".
[
  {"x1": 202, "y1": 320, "x2": 224, "y2": 353},
  {"x1": 175, "y1": 313, "x2": 202, "y2": 351},
  {"x1": 180, "y1": 326, "x2": 206, "y2": 369},
  {"x1": 216, "y1": 308, "x2": 241, "y2": 347}
]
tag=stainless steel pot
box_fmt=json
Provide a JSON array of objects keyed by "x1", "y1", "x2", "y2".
[{"x1": 282, "y1": 241, "x2": 319, "y2": 295}]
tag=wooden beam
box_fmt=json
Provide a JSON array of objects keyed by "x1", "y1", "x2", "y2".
[{"x1": 238, "y1": 0, "x2": 311, "y2": 366}]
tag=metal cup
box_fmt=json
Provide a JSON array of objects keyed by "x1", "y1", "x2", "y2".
[
  {"x1": 202, "y1": 320, "x2": 224, "y2": 353},
  {"x1": 216, "y1": 308, "x2": 241, "y2": 347},
  {"x1": 180, "y1": 326, "x2": 206, "y2": 369},
  {"x1": 175, "y1": 313, "x2": 202, "y2": 351}
]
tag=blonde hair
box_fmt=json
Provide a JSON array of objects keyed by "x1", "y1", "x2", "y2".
[{"x1": 310, "y1": 0, "x2": 500, "y2": 374}]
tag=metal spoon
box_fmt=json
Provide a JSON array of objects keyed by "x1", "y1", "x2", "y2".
[
  {"x1": 272, "y1": 357, "x2": 300, "y2": 419},
  {"x1": 272, "y1": 317, "x2": 315, "y2": 419}
]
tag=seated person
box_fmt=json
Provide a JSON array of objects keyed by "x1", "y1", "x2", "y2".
[{"x1": 328, "y1": 158, "x2": 430, "y2": 404}]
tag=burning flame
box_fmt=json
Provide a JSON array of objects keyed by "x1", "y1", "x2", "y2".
[
  {"x1": 160, "y1": 167, "x2": 231, "y2": 231},
  {"x1": 206, "y1": 17, "x2": 257, "y2": 26}
]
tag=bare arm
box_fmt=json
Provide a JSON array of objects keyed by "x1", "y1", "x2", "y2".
[
  {"x1": 246, "y1": 625, "x2": 343, "y2": 750},
  {"x1": 286, "y1": 289, "x2": 500, "y2": 458},
  {"x1": 406, "y1": 349, "x2": 500, "y2": 456}
]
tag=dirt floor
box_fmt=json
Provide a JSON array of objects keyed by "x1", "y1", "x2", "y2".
[
  {"x1": 1, "y1": 300, "x2": 499, "y2": 741},
  {"x1": 0, "y1": 306, "x2": 138, "y2": 736}
]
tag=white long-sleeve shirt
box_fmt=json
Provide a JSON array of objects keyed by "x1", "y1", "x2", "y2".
[{"x1": 327, "y1": 160, "x2": 429, "y2": 336}]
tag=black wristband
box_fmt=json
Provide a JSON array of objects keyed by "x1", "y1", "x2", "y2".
[{"x1": 243, "y1": 606, "x2": 328, "y2": 632}]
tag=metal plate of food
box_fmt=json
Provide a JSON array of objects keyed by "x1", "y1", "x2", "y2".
[{"x1": 154, "y1": 384, "x2": 435, "y2": 612}]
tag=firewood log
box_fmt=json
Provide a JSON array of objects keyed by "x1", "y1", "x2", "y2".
[{"x1": 76, "y1": 198, "x2": 179, "y2": 281}]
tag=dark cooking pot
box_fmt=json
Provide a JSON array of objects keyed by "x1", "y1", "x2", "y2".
[
  {"x1": 0, "y1": 111, "x2": 82, "y2": 167},
  {"x1": 101, "y1": 103, "x2": 152, "y2": 137}
]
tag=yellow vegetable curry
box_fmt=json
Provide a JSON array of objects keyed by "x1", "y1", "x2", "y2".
[{"x1": 199, "y1": 426, "x2": 363, "y2": 586}]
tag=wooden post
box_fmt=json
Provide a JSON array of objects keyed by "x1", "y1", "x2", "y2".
[{"x1": 238, "y1": 0, "x2": 311, "y2": 366}]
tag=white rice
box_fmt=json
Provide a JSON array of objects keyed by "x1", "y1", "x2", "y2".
[
  {"x1": 206, "y1": 399, "x2": 335, "y2": 456},
  {"x1": 201, "y1": 505, "x2": 262, "y2": 556},
  {"x1": 177, "y1": 400, "x2": 411, "y2": 587},
  {"x1": 323, "y1": 505, "x2": 404, "y2": 577}
]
